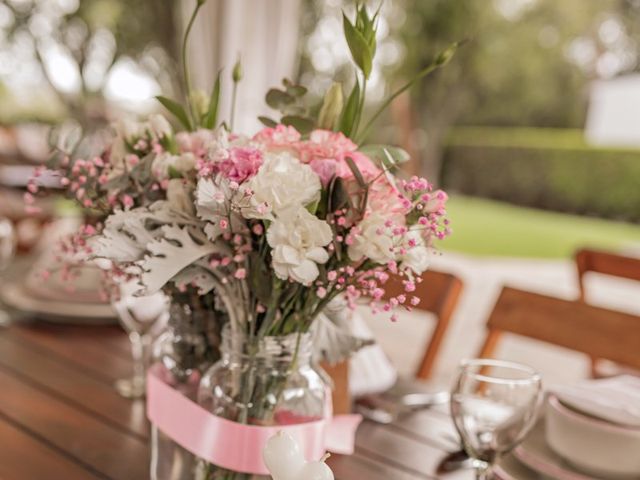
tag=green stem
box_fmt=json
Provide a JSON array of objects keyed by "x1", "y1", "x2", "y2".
[
  {"x1": 182, "y1": 1, "x2": 202, "y2": 128},
  {"x1": 353, "y1": 75, "x2": 367, "y2": 139},
  {"x1": 356, "y1": 62, "x2": 440, "y2": 145},
  {"x1": 230, "y1": 80, "x2": 239, "y2": 131}
]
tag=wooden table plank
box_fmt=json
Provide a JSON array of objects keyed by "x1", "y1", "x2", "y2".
[
  {"x1": 7, "y1": 323, "x2": 132, "y2": 384},
  {"x1": 328, "y1": 452, "x2": 430, "y2": 480},
  {"x1": 0, "y1": 415, "x2": 104, "y2": 480},
  {"x1": 0, "y1": 333, "x2": 148, "y2": 439},
  {"x1": 0, "y1": 365, "x2": 148, "y2": 479}
]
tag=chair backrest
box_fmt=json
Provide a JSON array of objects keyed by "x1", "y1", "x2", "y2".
[
  {"x1": 478, "y1": 286, "x2": 640, "y2": 371},
  {"x1": 383, "y1": 269, "x2": 463, "y2": 379},
  {"x1": 576, "y1": 248, "x2": 640, "y2": 301}
]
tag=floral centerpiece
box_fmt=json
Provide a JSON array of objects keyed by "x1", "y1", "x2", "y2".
[{"x1": 34, "y1": 2, "x2": 458, "y2": 478}]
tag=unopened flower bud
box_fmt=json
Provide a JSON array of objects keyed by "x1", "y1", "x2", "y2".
[{"x1": 318, "y1": 83, "x2": 344, "y2": 130}]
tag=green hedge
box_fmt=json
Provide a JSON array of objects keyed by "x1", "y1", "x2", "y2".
[{"x1": 441, "y1": 127, "x2": 640, "y2": 222}]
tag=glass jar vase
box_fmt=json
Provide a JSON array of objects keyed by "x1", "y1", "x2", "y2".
[
  {"x1": 196, "y1": 328, "x2": 327, "y2": 480},
  {"x1": 150, "y1": 296, "x2": 223, "y2": 480}
]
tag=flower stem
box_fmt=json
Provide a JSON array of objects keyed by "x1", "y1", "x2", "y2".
[{"x1": 182, "y1": 1, "x2": 203, "y2": 129}]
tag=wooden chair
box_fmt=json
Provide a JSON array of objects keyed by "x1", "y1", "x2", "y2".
[
  {"x1": 383, "y1": 269, "x2": 463, "y2": 380},
  {"x1": 477, "y1": 286, "x2": 640, "y2": 372},
  {"x1": 575, "y1": 248, "x2": 640, "y2": 376}
]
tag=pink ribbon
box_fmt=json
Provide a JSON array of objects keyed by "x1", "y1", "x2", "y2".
[{"x1": 146, "y1": 365, "x2": 362, "y2": 475}]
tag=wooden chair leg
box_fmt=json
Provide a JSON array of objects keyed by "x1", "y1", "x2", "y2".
[
  {"x1": 320, "y1": 360, "x2": 351, "y2": 414},
  {"x1": 415, "y1": 316, "x2": 450, "y2": 380},
  {"x1": 477, "y1": 329, "x2": 502, "y2": 359}
]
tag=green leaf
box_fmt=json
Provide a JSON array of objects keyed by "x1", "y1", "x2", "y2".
[
  {"x1": 286, "y1": 85, "x2": 308, "y2": 97},
  {"x1": 345, "y1": 156, "x2": 366, "y2": 189},
  {"x1": 266, "y1": 89, "x2": 295, "y2": 109},
  {"x1": 306, "y1": 198, "x2": 319, "y2": 215},
  {"x1": 343, "y1": 12, "x2": 373, "y2": 78},
  {"x1": 258, "y1": 116, "x2": 278, "y2": 127},
  {"x1": 155, "y1": 96, "x2": 192, "y2": 130},
  {"x1": 168, "y1": 165, "x2": 183, "y2": 179},
  {"x1": 203, "y1": 70, "x2": 222, "y2": 129},
  {"x1": 359, "y1": 144, "x2": 410, "y2": 171},
  {"x1": 339, "y1": 78, "x2": 360, "y2": 137},
  {"x1": 328, "y1": 176, "x2": 350, "y2": 212},
  {"x1": 281, "y1": 115, "x2": 315, "y2": 135}
]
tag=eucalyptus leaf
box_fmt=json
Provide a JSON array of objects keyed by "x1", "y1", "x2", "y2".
[
  {"x1": 266, "y1": 89, "x2": 295, "y2": 109},
  {"x1": 286, "y1": 85, "x2": 308, "y2": 97},
  {"x1": 258, "y1": 116, "x2": 278, "y2": 127},
  {"x1": 155, "y1": 96, "x2": 192, "y2": 130},
  {"x1": 359, "y1": 144, "x2": 410, "y2": 171},
  {"x1": 281, "y1": 115, "x2": 315, "y2": 135}
]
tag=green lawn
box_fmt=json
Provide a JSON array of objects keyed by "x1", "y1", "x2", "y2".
[{"x1": 441, "y1": 196, "x2": 640, "y2": 259}]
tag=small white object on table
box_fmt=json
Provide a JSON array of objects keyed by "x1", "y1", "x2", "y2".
[{"x1": 263, "y1": 431, "x2": 334, "y2": 480}]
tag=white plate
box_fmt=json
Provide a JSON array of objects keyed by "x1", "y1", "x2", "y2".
[
  {"x1": 513, "y1": 419, "x2": 602, "y2": 480},
  {"x1": 0, "y1": 281, "x2": 116, "y2": 325}
]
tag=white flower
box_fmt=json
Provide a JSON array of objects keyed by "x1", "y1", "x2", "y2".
[
  {"x1": 266, "y1": 207, "x2": 332, "y2": 285},
  {"x1": 149, "y1": 114, "x2": 172, "y2": 138},
  {"x1": 166, "y1": 179, "x2": 195, "y2": 216},
  {"x1": 115, "y1": 118, "x2": 146, "y2": 142},
  {"x1": 348, "y1": 213, "x2": 396, "y2": 265},
  {"x1": 151, "y1": 152, "x2": 196, "y2": 181},
  {"x1": 244, "y1": 152, "x2": 321, "y2": 219},
  {"x1": 400, "y1": 230, "x2": 430, "y2": 275}
]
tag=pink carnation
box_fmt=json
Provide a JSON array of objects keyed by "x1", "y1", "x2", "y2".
[
  {"x1": 216, "y1": 147, "x2": 263, "y2": 182},
  {"x1": 296, "y1": 129, "x2": 357, "y2": 163},
  {"x1": 253, "y1": 125, "x2": 301, "y2": 149},
  {"x1": 309, "y1": 158, "x2": 339, "y2": 186}
]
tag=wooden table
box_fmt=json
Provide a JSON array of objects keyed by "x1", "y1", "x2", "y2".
[{"x1": 0, "y1": 321, "x2": 473, "y2": 480}]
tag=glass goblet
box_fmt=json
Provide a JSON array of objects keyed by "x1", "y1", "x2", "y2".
[
  {"x1": 450, "y1": 359, "x2": 542, "y2": 480},
  {"x1": 0, "y1": 217, "x2": 16, "y2": 326},
  {"x1": 112, "y1": 282, "x2": 169, "y2": 399}
]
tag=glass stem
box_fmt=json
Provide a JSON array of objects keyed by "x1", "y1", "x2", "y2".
[{"x1": 130, "y1": 332, "x2": 151, "y2": 384}]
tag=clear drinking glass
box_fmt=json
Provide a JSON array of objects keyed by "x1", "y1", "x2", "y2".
[
  {"x1": 112, "y1": 282, "x2": 169, "y2": 398},
  {"x1": 450, "y1": 359, "x2": 542, "y2": 480},
  {"x1": 0, "y1": 217, "x2": 15, "y2": 326}
]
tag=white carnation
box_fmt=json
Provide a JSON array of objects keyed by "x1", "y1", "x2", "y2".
[
  {"x1": 348, "y1": 213, "x2": 396, "y2": 265},
  {"x1": 244, "y1": 152, "x2": 320, "y2": 219},
  {"x1": 266, "y1": 207, "x2": 332, "y2": 285}
]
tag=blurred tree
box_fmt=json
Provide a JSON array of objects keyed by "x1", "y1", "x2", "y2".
[
  {"x1": 298, "y1": 0, "x2": 640, "y2": 179},
  {"x1": 0, "y1": 0, "x2": 180, "y2": 127},
  {"x1": 394, "y1": 0, "x2": 640, "y2": 178}
]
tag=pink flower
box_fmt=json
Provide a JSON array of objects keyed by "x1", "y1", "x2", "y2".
[
  {"x1": 216, "y1": 147, "x2": 263, "y2": 182},
  {"x1": 423, "y1": 189, "x2": 448, "y2": 213},
  {"x1": 234, "y1": 268, "x2": 247, "y2": 279},
  {"x1": 309, "y1": 158, "x2": 338, "y2": 186},
  {"x1": 253, "y1": 125, "x2": 301, "y2": 149},
  {"x1": 297, "y1": 130, "x2": 357, "y2": 163}
]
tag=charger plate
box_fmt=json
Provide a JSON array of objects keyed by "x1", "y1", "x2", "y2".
[{"x1": 0, "y1": 281, "x2": 116, "y2": 324}]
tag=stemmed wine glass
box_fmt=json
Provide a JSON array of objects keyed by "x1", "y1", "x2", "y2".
[
  {"x1": 111, "y1": 281, "x2": 169, "y2": 399},
  {"x1": 450, "y1": 359, "x2": 542, "y2": 480},
  {"x1": 0, "y1": 217, "x2": 16, "y2": 326}
]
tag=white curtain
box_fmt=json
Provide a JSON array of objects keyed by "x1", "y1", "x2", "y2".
[{"x1": 183, "y1": 0, "x2": 302, "y2": 134}]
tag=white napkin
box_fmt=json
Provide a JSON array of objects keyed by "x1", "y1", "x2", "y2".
[
  {"x1": 550, "y1": 375, "x2": 640, "y2": 428},
  {"x1": 348, "y1": 314, "x2": 398, "y2": 397}
]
